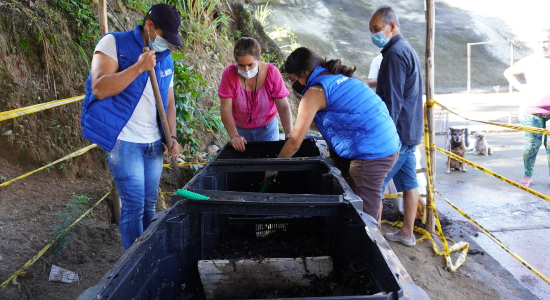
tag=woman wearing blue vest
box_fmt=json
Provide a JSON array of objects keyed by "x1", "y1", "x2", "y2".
[
  {"x1": 81, "y1": 4, "x2": 182, "y2": 251},
  {"x1": 272, "y1": 47, "x2": 400, "y2": 226}
]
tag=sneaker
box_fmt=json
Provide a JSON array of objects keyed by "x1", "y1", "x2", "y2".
[
  {"x1": 520, "y1": 178, "x2": 532, "y2": 188},
  {"x1": 384, "y1": 231, "x2": 416, "y2": 247}
]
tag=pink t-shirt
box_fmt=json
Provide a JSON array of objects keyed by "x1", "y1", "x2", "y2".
[{"x1": 218, "y1": 63, "x2": 290, "y2": 129}]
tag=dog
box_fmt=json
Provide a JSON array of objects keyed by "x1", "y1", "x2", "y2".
[
  {"x1": 446, "y1": 127, "x2": 467, "y2": 173},
  {"x1": 474, "y1": 132, "x2": 493, "y2": 156}
]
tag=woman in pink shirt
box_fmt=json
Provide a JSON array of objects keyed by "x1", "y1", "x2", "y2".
[{"x1": 219, "y1": 37, "x2": 293, "y2": 151}]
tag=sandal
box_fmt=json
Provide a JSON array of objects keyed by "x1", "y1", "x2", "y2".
[{"x1": 520, "y1": 178, "x2": 532, "y2": 188}]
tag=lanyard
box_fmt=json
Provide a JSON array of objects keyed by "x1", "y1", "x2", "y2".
[{"x1": 242, "y1": 69, "x2": 259, "y2": 123}]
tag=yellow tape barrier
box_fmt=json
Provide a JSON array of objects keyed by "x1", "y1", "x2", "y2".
[
  {"x1": 419, "y1": 99, "x2": 469, "y2": 272},
  {"x1": 435, "y1": 190, "x2": 550, "y2": 285},
  {"x1": 432, "y1": 99, "x2": 550, "y2": 135},
  {"x1": 162, "y1": 161, "x2": 206, "y2": 168},
  {"x1": 0, "y1": 95, "x2": 84, "y2": 122},
  {"x1": 436, "y1": 147, "x2": 550, "y2": 203},
  {"x1": 0, "y1": 189, "x2": 112, "y2": 289},
  {"x1": 0, "y1": 144, "x2": 97, "y2": 188},
  {"x1": 385, "y1": 219, "x2": 469, "y2": 273},
  {"x1": 383, "y1": 193, "x2": 426, "y2": 199}
]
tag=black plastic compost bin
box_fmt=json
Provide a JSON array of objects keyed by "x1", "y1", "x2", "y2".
[
  {"x1": 177, "y1": 138, "x2": 362, "y2": 210},
  {"x1": 213, "y1": 138, "x2": 321, "y2": 160},
  {"x1": 77, "y1": 199, "x2": 429, "y2": 300}
]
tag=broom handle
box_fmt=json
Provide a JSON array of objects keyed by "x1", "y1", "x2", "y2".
[{"x1": 143, "y1": 47, "x2": 183, "y2": 188}]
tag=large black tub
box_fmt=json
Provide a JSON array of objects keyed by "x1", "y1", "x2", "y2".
[
  {"x1": 77, "y1": 199, "x2": 429, "y2": 300},
  {"x1": 178, "y1": 138, "x2": 362, "y2": 210}
]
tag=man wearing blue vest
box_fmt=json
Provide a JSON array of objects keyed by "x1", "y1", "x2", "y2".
[
  {"x1": 369, "y1": 6, "x2": 423, "y2": 247},
  {"x1": 81, "y1": 4, "x2": 182, "y2": 251}
]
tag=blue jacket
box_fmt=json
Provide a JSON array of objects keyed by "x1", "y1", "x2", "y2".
[
  {"x1": 377, "y1": 34, "x2": 423, "y2": 146},
  {"x1": 305, "y1": 66, "x2": 400, "y2": 160},
  {"x1": 81, "y1": 25, "x2": 174, "y2": 151}
]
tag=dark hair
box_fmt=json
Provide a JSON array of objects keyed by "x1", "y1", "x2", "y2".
[
  {"x1": 372, "y1": 5, "x2": 400, "y2": 28},
  {"x1": 234, "y1": 37, "x2": 261, "y2": 60},
  {"x1": 284, "y1": 47, "x2": 356, "y2": 77},
  {"x1": 143, "y1": 15, "x2": 161, "y2": 30}
]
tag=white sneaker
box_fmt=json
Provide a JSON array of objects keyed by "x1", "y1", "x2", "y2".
[{"x1": 384, "y1": 231, "x2": 416, "y2": 247}]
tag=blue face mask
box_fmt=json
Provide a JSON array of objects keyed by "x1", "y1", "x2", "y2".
[
  {"x1": 148, "y1": 30, "x2": 169, "y2": 52},
  {"x1": 371, "y1": 25, "x2": 390, "y2": 48}
]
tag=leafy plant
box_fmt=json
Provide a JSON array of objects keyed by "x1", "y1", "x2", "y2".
[
  {"x1": 54, "y1": 0, "x2": 99, "y2": 44},
  {"x1": 172, "y1": 52, "x2": 227, "y2": 156},
  {"x1": 253, "y1": 1, "x2": 273, "y2": 27},
  {"x1": 261, "y1": 52, "x2": 284, "y2": 70},
  {"x1": 265, "y1": 24, "x2": 301, "y2": 55},
  {"x1": 42, "y1": 162, "x2": 54, "y2": 174},
  {"x1": 52, "y1": 195, "x2": 92, "y2": 254},
  {"x1": 128, "y1": 0, "x2": 232, "y2": 47}
]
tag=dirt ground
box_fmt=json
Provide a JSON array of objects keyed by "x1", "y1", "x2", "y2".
[
  {"x1": 381, "y1": 199, "x2": 536, "y2": 300},
  {"x1": 0, "y1": 148, "x2": 535, "y2": 300}
]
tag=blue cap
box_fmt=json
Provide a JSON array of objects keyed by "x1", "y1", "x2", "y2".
[{"x1": 148, "y1": 4, "x2": 182, "y2": 47}]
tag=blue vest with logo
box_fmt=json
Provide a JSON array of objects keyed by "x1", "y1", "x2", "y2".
[
  {"x1": 305, "y1": 66, "x2": 400, "y2": 160},
  {"x1": 81, "y1": 25, "x2": 174, "y2": 151}
]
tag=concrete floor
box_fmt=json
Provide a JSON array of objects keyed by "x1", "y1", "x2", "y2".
[{"x1": 429, "y1": 92, "x2": 550, "y2": 299}]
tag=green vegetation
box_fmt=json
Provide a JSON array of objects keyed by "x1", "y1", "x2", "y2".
[
  {"x1": 253, "y1": 1, "x2": 273, "y2": 27},
  {"x1": 252, "y1": 2, "x2": 300, "y2": 64},
  {"x1": 53, "y1": 0, "x2": 99, "y2": 44},
  {"x1": 52, "y1": 195, "x2": 93, "y2": 254},
  {"x1": 128, "y1": 0, "x2": 232, "y2": 47},
  {"x1": 172, "y1": 52, "x2": 227, "y2": 155}
]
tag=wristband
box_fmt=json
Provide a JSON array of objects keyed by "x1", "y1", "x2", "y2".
[{"x1": 171, "y1": 136, "x2": 177, "y2": 140}]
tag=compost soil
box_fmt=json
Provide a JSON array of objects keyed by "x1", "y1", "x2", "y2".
[{"x1": 204, "y1": 220, "x2": 376, "y2": 298}]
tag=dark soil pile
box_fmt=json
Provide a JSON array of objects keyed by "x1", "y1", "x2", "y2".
[
  {"x1": 204, "y1": 220, "x2": 326, "y2": 260},
  {"x1": 202, "y1": 218, "x2": 378, "y2": 299},
  {"x1": 253, "y1": 270, "x2": 375, "y2": 298}
]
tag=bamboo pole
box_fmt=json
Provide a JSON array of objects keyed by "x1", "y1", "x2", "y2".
[
  {"x1": 509, "y1": 41, "x2": 514, "y2": 93},
  {"x1": 99, "y1": 0, "x2": 108, "y2": 35},
  {"x1": 425, "y1": 0, "x2": 436, "y2": 233},
  {"x1": 99, "y1": 0, "x2": 119, "y2": 223}
]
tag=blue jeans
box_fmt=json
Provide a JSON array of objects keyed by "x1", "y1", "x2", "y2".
[
  {"x1": 236, "y1": 117, "x2": 280, "y2": 141},
  {"x1": 381, "y1": 144, "x2": 419, "y2": 194},
  {"x1": 104, "y1": 139, "x2": 164, "y2": 251}
]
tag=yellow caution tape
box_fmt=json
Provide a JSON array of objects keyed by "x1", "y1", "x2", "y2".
[
  {"x1": 0, "y1": 189, "x2": 112, "y2": 288},
  {"x1": 423, "y1": 100, "x2": 437, "y2": 225},
  {"x1": 0, "y1": 95, "x2": 84, "y2": 122},
  {"x1": 434, "y1": 190, "x2": 550, "y2": 284},
  {"x1": 0, "y1": 144, "x2": 97, "y2": 188},
  {"x1": 383, "y1": 217, "x2": 469, "y2": 273},
  {"x1": 432, "y1": 99, "x2": 550, "y2": 135},
  {"x1": 436, "y1": 147, "x2": 550, "y2": 203},
  {"x1": 383, "y1": 193, "x2": 427, "y2": 199},
  {"x1": 162, "y1": 161, "x2": 206, "y2": 168}
]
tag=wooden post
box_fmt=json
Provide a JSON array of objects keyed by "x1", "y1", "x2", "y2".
[
  {"x1": 99, "y1": 0, "x2": 116, "y2": 222},
  {"x1": 99, "y1": 0, "x2": 108, "y2": 35},
  {"x1": 425, "y1": 0, "x2": 436, "y2": 233},
  {"x1": 509, "y1": 40, "x2": 514, "y2": 93},
  {"x1": 467, "y1": 43, "x2": 471, "y2": 94}
]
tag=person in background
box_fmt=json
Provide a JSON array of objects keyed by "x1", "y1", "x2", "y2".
[
  {"x1": 218, "y1": 37, "x2": 293, "y2": 152},
  {"x1": 80, "y1": 4, "x2": 182, "y2": 251},
  {"x1": 270, "y1": 47, "x2": 400, "y2": 225},
  {"x1": 367, "y1": 53, "x2": 383, "y2": 89},
  {"x1": 504, "y1": 28, "x2": 550, "y2": 188},
  {"x1": 369, "y1": 5, "x2": 423, "y2": 247}
]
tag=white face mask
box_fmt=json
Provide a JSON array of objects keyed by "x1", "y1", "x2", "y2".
[
  {"x1": 148, "y1": 30, "x2": 169, "y2": 53},
  {"x1": 238, "y1": 64, "x2": 259, "y2": 79}
]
